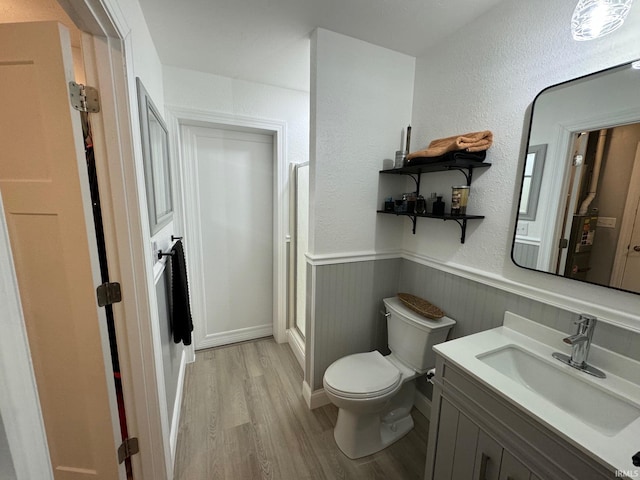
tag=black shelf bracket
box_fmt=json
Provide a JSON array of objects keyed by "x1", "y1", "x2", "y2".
[
  {"x1": 407, "y1": 173, "x2": 420, "y2": 192},
  {"x1": 447, "y1": 217, "x2": 469, "y2": 244},
  {"x1": 448, "y1": 167, "x2": 473, "y2": 186}
]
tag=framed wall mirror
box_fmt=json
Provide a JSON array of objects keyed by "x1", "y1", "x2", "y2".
[
  {"x1": 137, "y1": 77, "x2": 173, "y2": 235},
  {"x1": 512, "y1": 61, "x2": 640, "y2": 295}
]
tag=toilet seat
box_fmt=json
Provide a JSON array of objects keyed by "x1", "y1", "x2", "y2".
[{"x1": 323, "y1": 351, "x2": 401, "y2": 399}]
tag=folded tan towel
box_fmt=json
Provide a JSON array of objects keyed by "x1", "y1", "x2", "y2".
[{"x1": 407, "y1": 130, "x2": 493, "y2": 160}]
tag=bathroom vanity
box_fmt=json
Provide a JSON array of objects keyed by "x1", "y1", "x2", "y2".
[{"x1": 424, "y1": 313, "x2": 640, "y2": 480}]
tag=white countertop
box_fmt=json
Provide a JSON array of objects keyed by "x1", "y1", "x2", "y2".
[{"x1": 433, "y1": 312, "x2": 640, "y2": 474}]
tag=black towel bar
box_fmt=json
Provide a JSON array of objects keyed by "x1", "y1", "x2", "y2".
[
  {"x1": 158, "y1": 250, "x2": 175, "y2": 260},
  {"x1": 171, "y1": 235, "x2": 183, "y2": 241}
]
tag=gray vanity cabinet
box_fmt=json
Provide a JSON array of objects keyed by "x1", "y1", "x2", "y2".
[
  {"x1": 473, "y1": 430, "x2": 502, "y2": 480},
  {"x1": 424, "y1": 355, "x2": 613, "y2": 480},
  {"x1": 431, "y1": 397, "x2": 531, "y2": 480}
]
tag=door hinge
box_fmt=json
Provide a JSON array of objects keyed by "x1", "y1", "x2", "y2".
[
  {"x1": 96, "y1": 282, "x2": 122, "y2": 307},
  {"x1": 69, "y1": 81, "x2": 100, "y2": 113},
  {"x1": 117, "y1": 437, "x2": 139, "y2": 464},
  {"x1": 559, "y1": 238, "x2": 569, "y2": 249}
]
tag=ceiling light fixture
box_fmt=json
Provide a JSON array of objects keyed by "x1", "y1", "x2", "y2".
[{"x1": 571, "y1": 0, "x2": 634, "y2": 41}]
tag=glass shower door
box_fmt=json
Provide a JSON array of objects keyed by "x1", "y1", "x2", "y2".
[{"x1": 294, "y1": 163, "x2": 309, "y2": 337}]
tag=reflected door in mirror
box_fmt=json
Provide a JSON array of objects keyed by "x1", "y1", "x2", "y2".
[{"x1": 512, "y1": 60, "x2": 640, "y2": 296}]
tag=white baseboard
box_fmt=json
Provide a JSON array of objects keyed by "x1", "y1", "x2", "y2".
[
  {"x1": 170, "y1": 348, "x2": 187, "y2": 464},
  {"x1": 414, "y1": 389, "x2": 432, "y2": 421},
  {"x1": 197, "y1": 324, "x2": 272, "y2": 350},
  {"x1": 286, "y1": 328, "x2": 305, "y2": 370},
  {"x1": 302, "y1": 381, "x2": 331, "y2": 410}
]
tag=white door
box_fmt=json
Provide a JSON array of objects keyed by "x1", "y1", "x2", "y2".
[
  {"x1": 0, "y1": 22, "x2": 124, "y2": 479},
  {"x1": 611, "y1": 142, "x2": 640, "y2": 291},
  {"x1": 182, "y1": 125, "x2": 274, "y2": 349},
  {"x1": 621, "y1": 202, "x2": 640, "y2": 291}
]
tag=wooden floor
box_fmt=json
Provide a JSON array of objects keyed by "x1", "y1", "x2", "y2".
[{"x1": 173, "y1": 337, "x2": 429, "y2": 480}]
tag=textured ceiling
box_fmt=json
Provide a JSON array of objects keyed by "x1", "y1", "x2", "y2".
[{"x1": 138, "y1": 0, "x2": 505, "y2": 92}]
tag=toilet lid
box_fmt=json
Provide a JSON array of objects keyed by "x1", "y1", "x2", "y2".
[{"x1": 324, "y1": 351, "x2": 401, "y2": 398}]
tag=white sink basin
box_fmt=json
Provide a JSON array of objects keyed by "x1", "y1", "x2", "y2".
[{"x1": 477, "y1": 345, "x2": 640, "y2": 436}]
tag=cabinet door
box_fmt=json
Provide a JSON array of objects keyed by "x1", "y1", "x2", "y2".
[
  {"x1": 450, "y1": 413, "x2": 480, "y2": 479},
  {"x1": 433, "y1": 399, "x2": 460, "y2": 479},
  {"x1": 472, "y1": 430, "x2": 503, "y2": 480},
  {"x1": 498, "y1": 450, "x2": 531, "y2": 480}
]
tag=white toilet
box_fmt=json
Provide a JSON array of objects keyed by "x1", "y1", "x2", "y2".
[{"x1": 323, "y1": 296, "x2": 455, "y2": 459}]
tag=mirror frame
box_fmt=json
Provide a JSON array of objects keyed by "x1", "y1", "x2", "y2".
[
  {"x1": 511, "y1": 60, "x2": 640, "y2": 296},
  {"x1": 136, "y1": 77, "x2": 173, "y2": 235}
]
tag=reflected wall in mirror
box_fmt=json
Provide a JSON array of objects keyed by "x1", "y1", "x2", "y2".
[
  {"x1": 519, "y1": 144, "x2": 546, "y2": 221},
  {"x1": 512, "y1": 61, "x2": 640, "y2": 295},
  {"x1": 137, "y1": 77, "x2": 173, "y2": 235}
]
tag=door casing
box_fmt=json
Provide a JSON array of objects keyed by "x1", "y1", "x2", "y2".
[{"x1": 167, "y1": 107, "x2": 289, "y2": 347}]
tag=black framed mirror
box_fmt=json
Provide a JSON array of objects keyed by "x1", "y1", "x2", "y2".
[
  {"x1": 512, "y1": 60, "x2": 640, "y2": 295},
  {"x1": 137, "y1": 77, "x2": 173, "y2": 235}
]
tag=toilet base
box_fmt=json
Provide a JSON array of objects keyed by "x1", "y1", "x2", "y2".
[{"x1": 333, "y1": 407, "x2": 414, "y2": 459}]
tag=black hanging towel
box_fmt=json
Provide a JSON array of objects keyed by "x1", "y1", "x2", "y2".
[{"x1": 170, "y1": 239, "x2": 193, "y2": 345}]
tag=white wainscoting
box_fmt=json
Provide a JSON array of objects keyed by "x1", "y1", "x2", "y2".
[
  {"x1": 414, "y1": 390, "x2": 432, "y2": 421},
  {"x1": 169, "y1": 349, "x2": 187, "y2": 464},
  {"x1": 307, "y1": 249, "x2": 640, "y2": 332}
]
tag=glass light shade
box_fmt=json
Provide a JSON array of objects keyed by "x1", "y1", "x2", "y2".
[{"x1": 571, "y1": 0, "x2": 634, "y2": 40}]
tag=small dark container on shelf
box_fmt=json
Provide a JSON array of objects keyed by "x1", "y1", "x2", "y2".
[
  {"x1": 395, "y1": 199, "x2": 405, "y2": 213},
  {"x1": 432, "y1": 196, "x2": 445, "y2": 216},
  {"x1": 384, "y1": 198, "x2": 395, "y2": 212},
  {"x1": 416, "y1": 195, "x2": 426, "y2": 214}
]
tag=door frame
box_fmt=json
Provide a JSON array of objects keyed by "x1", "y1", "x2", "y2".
[
  {"x1": 0, "y1": 1, "x2": 170, "y2": 479},
  {"x1": 167, "y1": 106, "x2": 288, "y2": 346},
  {"x1": 537, "y1": 108, "x2": 640, "y2": 272}
]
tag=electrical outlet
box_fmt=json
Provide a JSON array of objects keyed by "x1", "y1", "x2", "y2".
[{"x1": 516, "y1": 222, "x2": 529, "y2": 236}]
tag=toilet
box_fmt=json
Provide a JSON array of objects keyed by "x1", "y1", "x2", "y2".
[{"x1": 323, "y1": 296, "x2": 455, "y2": 459}]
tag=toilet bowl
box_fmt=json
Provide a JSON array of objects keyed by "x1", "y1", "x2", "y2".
[{"x1": 323, "y1": 296, "x2": 455, "y2": 459}]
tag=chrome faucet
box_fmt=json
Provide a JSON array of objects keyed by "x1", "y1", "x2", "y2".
[{"x1": 552, "y1": 314, "x2": 606, "y2": 378}]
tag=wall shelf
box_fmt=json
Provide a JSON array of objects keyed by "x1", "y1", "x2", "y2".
[{"x1": 377, "y1": 159, "x2": 491, "y2": 243}]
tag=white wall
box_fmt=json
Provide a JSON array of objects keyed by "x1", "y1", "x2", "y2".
[
  {"x1": 408, "y1": 0, "x2": 640, "y2": 323},
  {"x1": 163, "y1": 65, "x2": 309, "y2": 167},
  {"x1": 309, "y1": 28, "x2": 415, "y2": 256}
]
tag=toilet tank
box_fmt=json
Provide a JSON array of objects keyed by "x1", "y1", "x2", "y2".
[{"x1": 383, "y1": 296, "x2": 456, "y2": 373}]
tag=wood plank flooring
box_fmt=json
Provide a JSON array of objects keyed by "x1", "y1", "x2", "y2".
[{"x1": 173, "y1": 337, "x2": 429, "y2": 480}]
